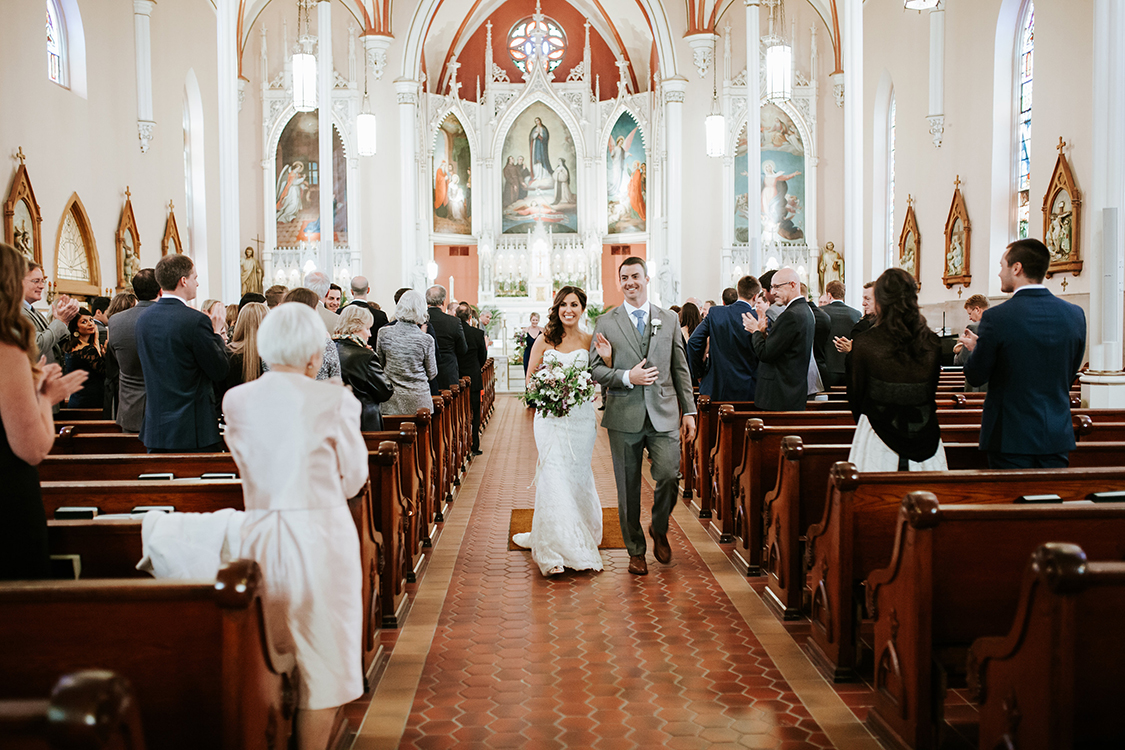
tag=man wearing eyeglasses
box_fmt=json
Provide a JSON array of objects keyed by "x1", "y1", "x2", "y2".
[
  {"x1": 21, "y1": 262, "x2": 79, "y2": 368},
  {"x1": 742, "y1": 266, "x2": 814, "y2": 411}
]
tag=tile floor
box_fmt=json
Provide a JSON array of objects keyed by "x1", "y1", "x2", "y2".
[{"x1": 348, "y1": 396, "x2": 972, "y2": 749}]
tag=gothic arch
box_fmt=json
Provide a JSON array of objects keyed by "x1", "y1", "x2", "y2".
[{"x1": 53, "y1": 193, "x2": 100, "y2": 297}]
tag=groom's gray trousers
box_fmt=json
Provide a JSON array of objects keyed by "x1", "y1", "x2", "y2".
[{"x1": 607, "y1": 413, "x2": 681, "y2": 557}]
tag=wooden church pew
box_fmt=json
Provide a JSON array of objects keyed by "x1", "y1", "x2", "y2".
[
  {"x1": 0, "y1": 670, "x2": 147, "y2": 750},
  {"x1": 864, "y1": 495, "x2": 1125, "y2": 750},
  {"x1": 805, "y1": 462, "x2": 1125, "y2": 683},
  {"x1": 0, "y1": 560, "x2": 296, "y2": 750},
  {"x1": 967, "y1": 543, "x2": 1125, "y2": 750}
]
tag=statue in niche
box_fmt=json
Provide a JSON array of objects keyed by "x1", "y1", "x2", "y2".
[
  {"x1": 552, "y1": 158, "x2": 574, "y2": 205},
  {"x1": 241, "y1": 246, "x2": 264, "y2": 296},
  {"x1": 13, "y1": 218, "x2": 33, "y2": 262},
  {"x1": 818, "y1": 241, "x2": 843, "y2": 291},
  {"x1": 122, "y1": 233, "x2": 139, "y2": 287}
]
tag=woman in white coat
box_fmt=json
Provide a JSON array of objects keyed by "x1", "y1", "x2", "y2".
[{"x1": 222, "y1": 302, "x2": 368, "y2": 750}]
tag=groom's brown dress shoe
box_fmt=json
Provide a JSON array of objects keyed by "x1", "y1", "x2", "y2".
[
  {"x1": 628, "y1": 555, "x2": 648, "y2": 575},
  {"x1": 650, "y1": 525, "x2": 672, "y2": 564}
]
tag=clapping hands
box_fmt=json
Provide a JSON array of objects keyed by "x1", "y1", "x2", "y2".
[
  {"x1": 833, "y1": 336, "x2": 852, "y2": 353},
  {"x1": 957, "y1": 327, "x2": 979, "y2": 353},
  {"x1": 52, "y1": 295, "x2": 80, "y2": 324},
  {"x1": 208, "y1": 302, "x2": 227, "y2": 336},
  {"x1": 35, "y1": 356, "x2": 87, "y2": 405}
]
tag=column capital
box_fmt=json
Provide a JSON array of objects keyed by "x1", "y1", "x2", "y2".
[
  {"x1": 394, "y1": 78, "x2": 420, "y2": 104},
  {"x1": 662, "y1": 76, "x2": 688, "y2": 104},
  {"x1": 744, "y1": 0, "x2": 761, "y2": 6},
  {"x1": 133, "y1": 0, "x2": 155, "y2": 15}
]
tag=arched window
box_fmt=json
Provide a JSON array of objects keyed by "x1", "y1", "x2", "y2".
[
  {"x1": 1015, "y1": 1, "x2": 1034, "y2": 239},
  {"x1": 508, "y1": 17, "x2": 567, "y2": 74},
  {"x1": 887, "y1": 93, "x2": 897, "y2": 269},
  {"x1": 46, "y1": 0, "x2": 67, "y2": 87}
]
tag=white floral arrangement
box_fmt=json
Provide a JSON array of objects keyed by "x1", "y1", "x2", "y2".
[{"x1": 521, "y1": 360, "x2": 596, "y2": 418}]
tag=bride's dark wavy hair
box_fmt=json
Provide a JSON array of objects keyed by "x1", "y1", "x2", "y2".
[
  {"x1": 873, "y1": 268, "x2": 932, "y2": 361},
  {"x1": 542, "y1": 285, "x2": 587, "y2": 346}
]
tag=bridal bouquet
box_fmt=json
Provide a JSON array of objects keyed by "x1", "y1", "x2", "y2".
[{"x1": 521, "y1": 360, "x2": 596, "y2": 418}]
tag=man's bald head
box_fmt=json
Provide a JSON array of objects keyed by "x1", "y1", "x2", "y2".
[
  {"x1": 772, "y1": 267, "x2": 801, "y2": 305},
  {"x1": 350, "y1": 275, "x2": 369, "y2": 298}
]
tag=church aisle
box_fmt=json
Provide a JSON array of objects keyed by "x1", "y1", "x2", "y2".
[{"x1": 354, "y1": 395, "x2": 880, "y2": 749}]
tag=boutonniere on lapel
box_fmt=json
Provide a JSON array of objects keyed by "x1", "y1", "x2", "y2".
[{"x1": 650, "y1": 317, "x2": 663, "y2": 336}]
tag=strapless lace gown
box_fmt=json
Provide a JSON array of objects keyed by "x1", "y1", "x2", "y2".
[{"x1": 512, "y1": 349, "x2": 604, "y2": 575}]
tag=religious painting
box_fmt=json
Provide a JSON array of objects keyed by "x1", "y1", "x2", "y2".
[
  {"x1": 54, "y1": 193, "x2": 100, "y2": 297},
  {"x1": 898, "y1": 196, "x2": 921, "y2": 289},
  {"x1": 116, "y1": 190, "x2": 141, "y2": 291},
  {"x1": 606, "y1": 111, "x2": 646, "y2": 234},
  {"x1": 501, "y1": 102, "x2": 577, "y2": 234},
  {"x1": 734, "y1": 103, "x2": 806, "y2": 245},
  {"x1": 1043, "y1": 138, "x2": 1083, "y2": 277},
  {"x1": 162, "y1": 203, "x2": 183, "y2": 256},
  {"x1": 275, "y1": 111, "x2": 348, "y2": 247},
  {"x1": 4, "y1": 156, "x2": 43, "y2": 265},
  {"x1": 432, "y1": 113, "x2": 472, "y2": 235},
  {"x1": 943, "y1": 178, "x2": 971, "y2": 288}
]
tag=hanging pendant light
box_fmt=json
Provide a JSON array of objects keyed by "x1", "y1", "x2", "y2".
[
  {"x1": 762, "y1": 0, "x2": 792, "y2": 102},
  {"x1": 292, "y1": 0, "x2": 317, "y2": 112},
  {"x1": 904, "y1": 0, "x2": 940, "y2": 10},
  {"x1": 704, "y1": 44, "x2": 725, "y2": 157},
  {"x1": 356, "y1": 34, "x2": 376, "y2": 156}
]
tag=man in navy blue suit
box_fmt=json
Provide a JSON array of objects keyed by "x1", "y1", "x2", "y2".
[
  {"x1": 135, "y1": 254, "x2": 230, "y2": 453},
  {"x1": 959, "y1": 238, "x2": 1086, "y2": 469},
  {"x1": 687, "y1": 275, "x2": 760, "y2": 401}
]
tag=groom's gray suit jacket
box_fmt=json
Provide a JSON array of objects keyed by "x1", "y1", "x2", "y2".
[{"x1": 590, "y1": 304, "x2": 696, "y2": 433}]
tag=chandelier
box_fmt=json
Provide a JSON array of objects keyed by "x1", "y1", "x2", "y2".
[
  {"x1": 292, "y1": 0, "x2": 317, "y2": 112},
  {"x1": 762, "y1": 0, "x2": 792, "y2": 102}
]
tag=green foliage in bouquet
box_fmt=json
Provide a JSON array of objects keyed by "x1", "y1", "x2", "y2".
[{"x1": 521, "y1": 358, "x2": 596, "y2": 418}]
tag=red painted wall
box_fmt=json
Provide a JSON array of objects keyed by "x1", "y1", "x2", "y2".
[
  {"x1": 438, "y1": 0, "x2": 632, "y2": 101},
  {"x1": 433, "y1": 244, "x2": 480, "y2": 307}
]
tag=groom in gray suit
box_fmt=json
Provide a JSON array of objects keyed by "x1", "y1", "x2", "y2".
[{"x1": 590, "y1": 257, "x2": 696, "y2": 575}]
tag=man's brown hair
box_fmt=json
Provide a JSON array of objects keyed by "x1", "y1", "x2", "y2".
[
  {"x1": 825, "y1": 280, "x2": 845, "y2": 299},
  {"x1": 154, "y1": 254, "x2": 194, "y2": 292},
  {"x1": 736, "y1": 275, "x2": 761, "y2": 300},
  {"x1": 964, "y1": 294, "x2": 989, "y2": 310}
]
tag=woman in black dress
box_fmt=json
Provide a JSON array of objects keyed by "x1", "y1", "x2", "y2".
[
  {"x1": 64, "y1": 307, "x2": 105, "y2": 408},
  {"x1": 847, "y1": 268, "x2": 946, "y2": 471},
  {"x1": 0, "y1": 243, "x2": 88, "y2": 579},
  {"x1": 522, "y1": 312, "x2": 542, "y2": 376},
  {"x1": 333, "y1": 305, "x2": 393, "y2": 430}
]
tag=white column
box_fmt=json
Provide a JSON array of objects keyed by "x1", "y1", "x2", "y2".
[
  {"x1": 317, "y1": 0, "x2": 333, "y2": 274},
  {"x1": 926, "y1": 7, "x2": 945, "y2": 148},
  {"x1": 746, "y1": 0, "x2": 762, "y2": 273},
  {"x1": 216, "y1": 0, "x2": 240, "y2": 302},
  {"x1": 662, "y1": 76, "x2": 688, "y2": 305},
  {"x1": 395, "y1": 79, "x2": 420, "y2": 287},
  {"x1": 841, "y1": 0, "x2": 863, "y2": 307},
  {"x1": 1082, "y1": 0, "x2": 1125, "y2": 405},
  {"x1": 133, "y1": 0, "x2": 156, "y2": 153}
]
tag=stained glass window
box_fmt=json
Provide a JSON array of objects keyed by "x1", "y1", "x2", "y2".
[
  {"x1": 888, "y1": 95, "x2": 897, "y2": 268},
  {"x1": 508, "y1": 17, "x2": 567, "y2": 74},
  {"x1": 57, "y1": 211, "x2": 89, "y2": 282},
  {"x1": 46, "y1": 0, "x2": 65, "y2": 87},
  {"x1": 1016, "y1": 3, "x2": 1034, "y2": 239}
]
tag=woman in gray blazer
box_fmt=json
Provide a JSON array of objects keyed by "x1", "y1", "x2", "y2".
[{"x1": 376, "y1": 290, "x2": 438, "y2": 415}]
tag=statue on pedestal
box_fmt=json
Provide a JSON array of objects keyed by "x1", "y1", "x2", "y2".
[{"x1": 241, "y1": 246, "x2": 264, "y2": 295}]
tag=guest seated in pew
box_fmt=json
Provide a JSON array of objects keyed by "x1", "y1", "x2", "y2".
[
  {"x1": 848, "y1": 267, "x2": 946, "y2": 471},
  {"x1": 63, "y1": 308, "x2": 106, "y2": 409},
  {"x1": 0, "y1": 243, "x2": 88, "y2": 580},
  {"x1": 222, "y1": 302, "x2": 368, "y2": 750},
  {"x1": 959, "y1": 238, "x2": 1087, "y2": 469},
  {"x1": 215, "y1": 302, "x2": 269, "y2": 409},
  {"x1": 332, "y1": 304, "x2": 393, "y2": 431},
  {"x1": 280, "y1": 287, "x2": 342, "y2": 381},
  {"x1": 377, "y1": 290, "x2": 438, "y2": 416}
]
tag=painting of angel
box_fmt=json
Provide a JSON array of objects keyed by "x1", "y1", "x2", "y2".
[{"x1": 607, "y1": 111, "x2": 645, "y2": 234}]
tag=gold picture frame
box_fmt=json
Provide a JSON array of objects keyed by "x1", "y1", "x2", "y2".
[
  {"x1": 116, "y1": 187, "x2": 141, "y2": 291},
  {"x1": 3, "y1": 148, "x2": 43, "y2": 266},
  {"x1": 1043, "y1": 137, "x2": 1082, "y2": 277},
  {"x1": 898, "y1": 194, "x2": 921, "y2": 289},
  {"x1": 162, "y1": 200, "x2": 183, "y2": 256},
  {"x1": 943, "y1": 176, "x2": 971, "y2": 288}
]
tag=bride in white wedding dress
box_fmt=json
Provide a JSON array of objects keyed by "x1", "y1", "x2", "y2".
[{"x1": 512, "y1": 286, "x2": 613, "y2": 577}]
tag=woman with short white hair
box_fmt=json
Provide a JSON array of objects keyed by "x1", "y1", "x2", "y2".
[
  {"x1": 221, "y1": 302, "x2": 368, "y2": 750},
  {"x1": 376, "y1": 289, "x2": 438, "y2": 415},
  {"x1": 333, "y1": 305, "x2": 392, "y2": 430}
]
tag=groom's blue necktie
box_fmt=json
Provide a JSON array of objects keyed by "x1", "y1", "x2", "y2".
[{"x1": 631, "y1": 309, "x2": 645, "y2": 336}]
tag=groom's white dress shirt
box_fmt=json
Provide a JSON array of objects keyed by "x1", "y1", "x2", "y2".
[{"x1": 620, "y1": 299, "x2": 651, "y2": 389}]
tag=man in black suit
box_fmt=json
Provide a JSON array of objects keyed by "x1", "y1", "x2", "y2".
[
  {"x1": 959, "y1": 239, "x2": 1086, "y2": 469},
  {"x1": 342, "y1": 275, "x2": 389, "y2": 347},
  {"x1": 687, "y1": 275, "x2": 760, "y2": 401},
  {"x1": 106, "y1": 268, "x2": 161, "y2": 432},
  {"x1": 819, "y1": 280, "x2": 862, "y2": 388},
  {"x1": 456, "y1": 303, "x2": 488, "y2": 455},
  {"x1": 802, "y1": 283, "x2": 831, "y2": 391},
  {"x1": 743, "y1": 267, "x2": 814, "y2": 411},
  {"x1": 425, "y1": 284, "x2": 467, "y2": 395},
  {"x1": 135, "y1": 254, "x2": 229, "y2": 453}
]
